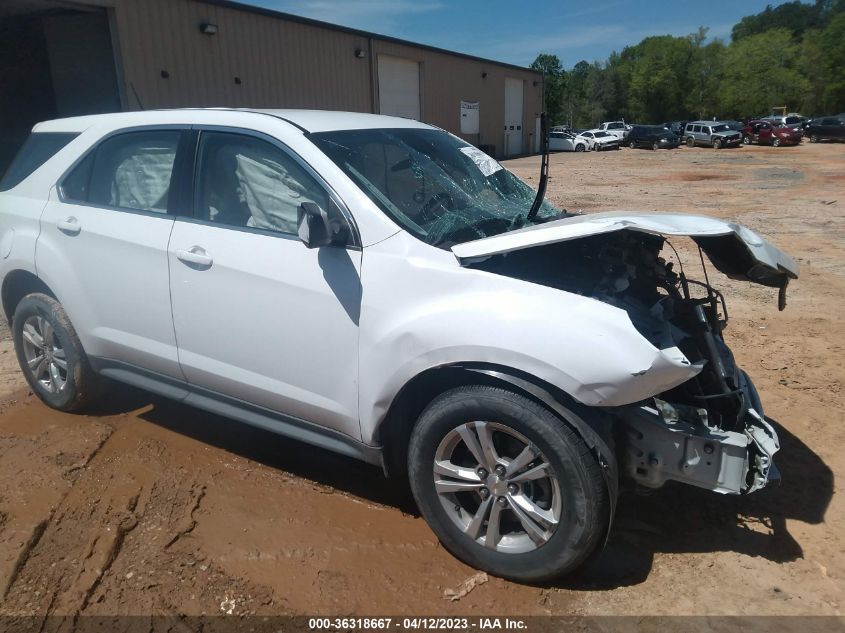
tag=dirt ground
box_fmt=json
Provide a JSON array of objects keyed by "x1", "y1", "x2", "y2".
[{"x1": 0, "y1": 141, "x2": 843, "y2": 620}]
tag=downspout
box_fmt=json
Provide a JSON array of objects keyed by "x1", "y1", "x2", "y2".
[{"x1": 368, "y1": 36, "x2": 377, "y2": 113}]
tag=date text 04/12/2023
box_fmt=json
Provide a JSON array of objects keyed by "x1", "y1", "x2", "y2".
[{"x1": 308, "y1": 618, "x2": 528, "y2": 630}]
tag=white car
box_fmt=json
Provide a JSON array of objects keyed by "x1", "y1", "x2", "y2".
[
  {"x1": 576, "y1": 130, "x2": 621, "y2": 151},
  {"x1": 548, "y1": 131, "x2": 588, "y2": 152},
  {"x1": 0, "y1": 109, "x2": 797, "y2": 582},
  {"x1": 598, "y1": 120, "x2": 632, "y2": 139}
]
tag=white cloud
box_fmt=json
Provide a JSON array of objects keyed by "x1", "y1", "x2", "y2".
[{"x1": 257, "y1": 0, "x2": 444, "y2": 33}]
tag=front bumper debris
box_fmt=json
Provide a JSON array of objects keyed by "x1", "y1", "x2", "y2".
[{"x1": 620, "y1": 398, "x2": 780, "y2": 495}]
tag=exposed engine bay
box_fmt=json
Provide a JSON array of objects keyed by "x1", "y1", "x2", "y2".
[{"x1": 470, "y1": 230, "x2": 781, "y2": 495}]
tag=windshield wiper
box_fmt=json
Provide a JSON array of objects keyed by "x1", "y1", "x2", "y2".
[{"x1": 526, "y1": 112, "x2": 549, "y2": 223}]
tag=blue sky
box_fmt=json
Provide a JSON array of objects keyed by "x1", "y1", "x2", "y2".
[{"x1": 244, "y1": 0, "x2": 792, "y2": 68}]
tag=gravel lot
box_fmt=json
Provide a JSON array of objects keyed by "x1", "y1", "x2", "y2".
[{"x1": 0, "y1": 141, "x2": 843, "y2": 619}]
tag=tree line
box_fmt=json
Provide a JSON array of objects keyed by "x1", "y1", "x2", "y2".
[{"x1": 532, "y1": 0, "x2": 845, "y2": 128}]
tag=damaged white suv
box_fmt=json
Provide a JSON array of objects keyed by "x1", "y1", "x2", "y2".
[{"x1": 0, "y1": 110, "x2": 797, "y2": 582}]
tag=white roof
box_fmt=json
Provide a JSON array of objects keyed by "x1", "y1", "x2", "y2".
[
  {"x1": 254, "y1": 109, "x2": 433, "y2": 132},
  {"x1": 32, "y1": 108, "x2": 434, "y2": 134}
]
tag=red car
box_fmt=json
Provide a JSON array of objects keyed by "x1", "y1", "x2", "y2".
[{"x1": 741, "y1": 120, "x2": 801, "y2": 146}]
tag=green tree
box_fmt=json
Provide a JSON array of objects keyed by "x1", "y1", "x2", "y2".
[
  {"x1": 685, "y1": 34, "x2": 727, "y2": 119},
  {"x1": 732, "y1": 1, "x2": 824, "y2": 40},
  {"x1": 530, "y1": 54, "x2": 566, "y2": 125},
  {"x1": 621, "y1": 35, "x2": 695, "y2": 122},
  {"x1": 818, "y1": 12, "x2": 845, "y2": 111},
  {"x1": 720, "y1": 28, "x2": 809, "y2": 117}
]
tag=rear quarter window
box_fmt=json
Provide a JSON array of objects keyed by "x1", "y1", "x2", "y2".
[{"x1": 0, "y1": 132, "x2": 78, "y2": 192}]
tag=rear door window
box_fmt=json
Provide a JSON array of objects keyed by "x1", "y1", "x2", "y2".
[
  {"x1": 0, "y1": 132, "x2": 78, "y2": 192},
  {"x1": 62, "y1": 130, "x2": 181, "y2": 213}
]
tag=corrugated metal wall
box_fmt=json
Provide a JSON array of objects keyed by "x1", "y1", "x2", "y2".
[{"x1": 84, "y1": 0, "x2": 543, "y2": 156}]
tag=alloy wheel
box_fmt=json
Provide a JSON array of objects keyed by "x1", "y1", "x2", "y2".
[
  {"x1": 433, "y1": 421, "x2": 561, "y2": 554},
  {"x1": 21, "y1": 315, "x2": 68, "y2": 393}
]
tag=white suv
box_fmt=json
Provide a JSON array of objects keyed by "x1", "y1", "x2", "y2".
[{"x1": 0, "y1": 109, "x2": 797, "y2": 582}]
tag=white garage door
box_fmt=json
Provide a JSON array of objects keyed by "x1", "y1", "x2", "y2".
[
  {"x1": 504, "y1": 78, "x2": 524, "y2": 157},
  {"x1": 378, "y1": 55, "x2": 421, "y2": 120}
]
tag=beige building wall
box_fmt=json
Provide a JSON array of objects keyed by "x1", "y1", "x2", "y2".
[{"x1": 73, "y1": 0, "x2": 543, "y2": 157}]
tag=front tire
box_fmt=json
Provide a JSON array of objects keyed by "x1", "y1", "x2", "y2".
[
  {"x1": 408, "y1": 386, "x2": 608, "y2": 583},
  {"x1": 712, "y1": 138, "x2": 722, "y2": 149},
  {"x1": 12, "y1": 293, "x2": 100, "y2": 412}
]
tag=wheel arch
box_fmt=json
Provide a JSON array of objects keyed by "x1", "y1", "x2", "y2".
[
  {"x1": 377, "y1": 362, "x2": 618, "y2": 541},
  {"x1": 1, "y1": 269, "x2": 57, "y2": 324}
]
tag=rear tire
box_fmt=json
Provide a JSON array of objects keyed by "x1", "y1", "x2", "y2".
[
  {"x1": 652, "y1": 142, "x2": 659, "y2": 150},
  {"x1": 628, "y1": 141, "x2": 636, "y2": 149},
  {"x1": 686, "y1": 137, "x2": 695, "y2": 147},
  {"x1": 743, "y1": 135, "x2": 751, "y2": 144},
  {"x1": 773, "y1": 137, "x2": 781, "y2": 147},
  {"x1": 811, "y1": 134, "x2": 819, "y2": 143},
  {"x1": 408, "y1": 385, "x2": 608, "y2": 583},
  {"x1": 12, "y1": 293, "x2": 100, "y2": 412}
]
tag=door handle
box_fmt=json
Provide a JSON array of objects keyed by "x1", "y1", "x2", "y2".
[
  {"x1": 175, "y1": 246, "x2": 213, "y2": 268},
  {"x1": 57, "y1": 217, "x2": 81, "y2": 235}
]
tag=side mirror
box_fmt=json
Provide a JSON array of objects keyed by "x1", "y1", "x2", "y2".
[{"x1": 297, "y1": 200, "x2": 350, "y2": 249}]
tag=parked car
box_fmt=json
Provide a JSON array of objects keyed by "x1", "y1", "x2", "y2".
[
  {"x1": 0, "y1": 109, "x2": 797, "y2": 583},
  {"x1": 741, "y1": 120, "x2": 801, "y2": 146},
  {"x1": 683, "y1": 121, "x2": 743, "y2": 148},
  {"x1": 549, "y1": 131, "x2": 588, "y2": 152},
  {"x1": 805, "y1": 116, "x2": 845, "y2": 142},
  {"x1": 597, "y1": 121, "x2": 632, "y2": 140},
  {"x1": 664, "y1": 121, "x2": 688, "y2": 136},
  {"x1": 626, "y1": 125, "x2": 681, "y2": 150},
  {"x1": 763, "y1": 113, "x2": 807, "y2": 133},
  {"x1": 576, "y1": 130, "x2": 621, "y2": 151}
]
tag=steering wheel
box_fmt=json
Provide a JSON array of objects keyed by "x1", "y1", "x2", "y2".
[{"x1": 419, "y1": 192, "x2": 454, "y2": 223}]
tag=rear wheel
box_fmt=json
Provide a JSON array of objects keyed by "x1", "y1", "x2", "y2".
[
  {"x1": 811, "y1": 134, "x2": 819, "y2": 143},
  {"x1": 652, "y1": 141, "x2": 659, "y2": 150},
  {"x1": 12, "y1": 293, "x2": 100, "y2": 412},
  {"x1": 628, "y1": 141, "x2": 636, "y2": 149},
  {"x1": 743, "y1": 135, "x2": 751, "y2": 144},
  {"x1": 773, "y1": 137, "x2": 781, "y2": 147},
  {"x1": 686, "y1": 137, "x2": 695, "y2": 147},
  {"x1": 408, "y1": 385, "x2": 608, "y2": 583}
]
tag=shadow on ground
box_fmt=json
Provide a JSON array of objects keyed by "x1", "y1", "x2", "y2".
[
  {"x1": 568, "y1": 417, "x2": 834, "y2": 590},
  {"x1": 90, "y1": 386, "x2": 833, "y2": 590},
  {"x1": 90, "y1": 382, "x2": 418, "y2": 514}
]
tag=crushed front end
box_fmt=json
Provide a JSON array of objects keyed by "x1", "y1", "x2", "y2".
[
  {"x1": 590, "y1": 232, "x2": 782, "y2": 494},
  {"x1": 466, "y1": 222, "x2": 796, "y2": 495}
]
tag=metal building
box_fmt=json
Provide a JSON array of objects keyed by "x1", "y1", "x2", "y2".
[{"x1": 0, "y1": 0, "x2": 544, "y2": 172}]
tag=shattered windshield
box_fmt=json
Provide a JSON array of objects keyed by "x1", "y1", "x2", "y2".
[{"x1": 310, "y1": 128, "x2": 563, "y2": 247}]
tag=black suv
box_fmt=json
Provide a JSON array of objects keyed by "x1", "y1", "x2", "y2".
[
  {"x1": 626, "y1": 125, "x2": 681, "y2": 150},
  {"x1": 805, "y1": 117, "x2": 845, "y2": 142}
]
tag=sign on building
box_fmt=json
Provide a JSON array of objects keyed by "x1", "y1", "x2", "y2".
[{"x1": 460, "y1": 100, "x2": 480, "y2": 135}]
